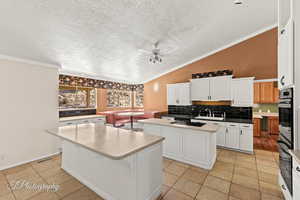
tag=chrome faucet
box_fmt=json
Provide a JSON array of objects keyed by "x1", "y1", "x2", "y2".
[{"x1": 204, "y1": 108, "x2": 212, "y2": 117}]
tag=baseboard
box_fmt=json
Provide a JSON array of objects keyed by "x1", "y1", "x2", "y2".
[{"x1": 0, "y1": 152, "x2": 61, "y2": 171}]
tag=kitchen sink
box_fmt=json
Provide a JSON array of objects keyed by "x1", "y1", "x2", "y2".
[{"x1": 194, "y1": 116, "x2": 224, "y2": 121}]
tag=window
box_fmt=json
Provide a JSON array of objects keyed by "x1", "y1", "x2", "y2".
[
  {"x1": 59, "y1": 86, "x2": 96, "y2": 109},
  {"x1": 107, "y1": 89, "x2": 132, "y2": 108},
  {"x1": 133, "y1": 90, "x2": 144, "y2": 108}
]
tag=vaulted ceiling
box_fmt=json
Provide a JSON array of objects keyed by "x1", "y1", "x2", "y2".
[{"x1": 0, "y1": 0, "x2": 277, "y2": 83}]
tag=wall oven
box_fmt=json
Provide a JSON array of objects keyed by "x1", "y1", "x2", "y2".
[{"x1": 278, "y1": 88, "x2": 294, "y2": 195}]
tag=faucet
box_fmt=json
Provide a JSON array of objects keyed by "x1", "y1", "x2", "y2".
[{"x1": 204, "y1": 108, "x2": 212, "y2": 117}]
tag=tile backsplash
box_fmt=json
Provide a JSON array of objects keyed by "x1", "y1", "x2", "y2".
[{"x1": 253, "y1": 104, "x2": 278, "y2": 113}]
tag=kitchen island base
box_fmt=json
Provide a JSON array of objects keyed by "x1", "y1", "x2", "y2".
[{"x1": 61, "y1": 140, "x2": 163, "y2": 200}]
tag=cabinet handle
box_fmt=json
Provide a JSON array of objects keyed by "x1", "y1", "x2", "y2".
[
  {"x1": 281, "y1": 29, "x2": 285, "y2": 35},
  {"x1": 280, "y1": 76, "x2": 285, "y2": 86},
  {"x1": 281, "y1": 184, "x2": 286, "y2": 191},
  {"x1": 229, "y1": 125, "x2": 236, "y2": 127},
  {"x1": 296, "y1": 166, "x2": 300, "y2": 172},
  {"x1": 240, "y1": 130, "x2": 243, "y2": 135}
]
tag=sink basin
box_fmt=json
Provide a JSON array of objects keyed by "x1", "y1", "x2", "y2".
[{"x1": 194, "y1": 116, "x2": 224, "y2": 121}]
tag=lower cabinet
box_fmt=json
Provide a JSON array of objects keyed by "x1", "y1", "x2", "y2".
[
  {"x1": 239, "y1": 124, "x2": 254, "y2": 152},
  {"x1": 226, "y1": 123, "x2": 240, "y2": 149},
  {"x1": 161, "y1": 127, "x2": 182, "y2": 158}
]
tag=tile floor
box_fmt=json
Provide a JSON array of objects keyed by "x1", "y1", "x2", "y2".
[{"x1": 0, "y1": 148, "x2": 282, "y2": 200}]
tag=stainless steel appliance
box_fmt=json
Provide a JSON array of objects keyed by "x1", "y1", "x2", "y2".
[{"x1": 278, "y1": 88, "x2": 294, "y2": 195}]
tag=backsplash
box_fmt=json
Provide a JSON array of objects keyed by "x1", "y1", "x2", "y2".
[{"x1": 253, "y1": 104, "x2": 278, "y2": 113}]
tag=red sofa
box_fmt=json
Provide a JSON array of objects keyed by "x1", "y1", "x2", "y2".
[{"x1": 98, "y1": 110, "x2": 158, "y2": 127}]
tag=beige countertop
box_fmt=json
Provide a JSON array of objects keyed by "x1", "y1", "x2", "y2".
[
  {"x1": 46, "y1": 124, "x2": 164, "y2": 159},
  {"x1": 253, "y1": 112, "x2": 279, "y2": 119},
  {"x1": 59, "y1": 115, "x2": 106, "y2": 122},
  {"x1": 289, "y1": 150, "x2": 300, "y2": 164},
  {"x1": 138, "y1": 118, "x2": 219, "y2": 133}
]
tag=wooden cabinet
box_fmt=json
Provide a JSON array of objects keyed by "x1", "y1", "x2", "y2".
[
  {"x1": 231, "y1": 77, "x2": 254, "y2": 107},
  {"x1": 268, "y1": 116, "x2": 279, "y2": 135},
  {"x1": 254, "y1": 82, "x2": 279, "y2": 104},
  {"x1": 167, "y1": 83, "x2": 191, "y2": 105},
  {"x1": 191, "y1": 76, "x2": 232, "y2": 101},
  {"x1": 253, "y1": 118, "x2": 261, "y2": 137}
]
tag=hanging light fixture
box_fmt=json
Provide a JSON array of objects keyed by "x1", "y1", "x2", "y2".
[{"x1": 149, "y1": 42, "x2": 163, "y2": 64}]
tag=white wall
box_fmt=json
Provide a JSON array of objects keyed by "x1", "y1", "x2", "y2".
[{"x1": 0, "y1": 58, "x2": 60, "y2": 170}]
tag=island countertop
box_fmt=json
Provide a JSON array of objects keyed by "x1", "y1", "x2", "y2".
[
  {"x1": 46, "y1": 124, "x2": 164, "y2": 159},
  {"x1": 59, "y1": 115, "x2": 106, "y2": 122},
  {"x1": 138, "y1": 118, "x2": 219, "y2": 133}
]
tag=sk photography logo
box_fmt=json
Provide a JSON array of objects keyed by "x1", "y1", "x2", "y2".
[{"x1": 11, "y1": 180, "x2": 60, "y2": 192}]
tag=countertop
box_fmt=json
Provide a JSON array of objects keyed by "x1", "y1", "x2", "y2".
[
  {"x1": 47, "y1": 124, "x2": 164, "y2": 159},
  {"x1": 253, "y1": 112, "x2": 279, "y2": 119},
  {"x1": 289, "y1": 150, "x2": 300, "y2": 164},
  {"x1": 138, "y1": 118, "x2": 219, "y2": 133},
  {"x1": 59, "y1": 115, "x2": 106, "y2": 122}
]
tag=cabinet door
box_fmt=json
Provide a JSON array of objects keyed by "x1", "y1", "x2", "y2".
[
  {"x1": 182, "y1": 129, "x2": 208, "y2": 164},
  {"x1": 161, "y1": 127, "x2": 182, "y2": 157},
  {"x1": 167, "y1": 84, "x2": 177, "y2": 105},
  {"x1": 273, "y1": 87, "x2": 279, "y2": 103},
  {"x1": 268, "y1": 117, "x2": 279, "y2": 135},
  {"x1": 214, "y1": 122, "x2": 226, "y2": 147},
  {"x1": 253, "y1": 118, "x2": 261, "y2": 137},
  {"x1": 225, "y1": 124, "x2": 240, "y2": 149},
  {"x1": 278, "y1": 19, "x2": 294, "y2": 89},
  {"x1": 254, "y1": 82, "x2": 261, "y2": 104},
  {"x1": 231, "y1": 78, "x2": 253, "y2": 107},
  {"x1": 260, "y1": 82, "x2": 275, "y2": 103},
  {"x1": 239, "y1": 124, "x2": 253, "y2": 152},
  {"x1": 210, "y1": 76, "x2": 231, "y2": 101},
  {"x1": 191, "y1": 78, "x2": 210, "y2": 101},
  {"x1": 143, "y1": 124, "x2": 162, "y2": 137},
  {"x1": 293, "y1": 158, "x2": 300, "y2": 200},
  {"x1": 178, "y1": 83, "x2": 191, "y2": 105}
]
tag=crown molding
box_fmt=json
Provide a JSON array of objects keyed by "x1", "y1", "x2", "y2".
[
  {"x1": 0, "y1": 54, "x2": 61, "y2": 69},
  {"x1": 141, "y1": 24, "x2": 278, "y2": 84}
]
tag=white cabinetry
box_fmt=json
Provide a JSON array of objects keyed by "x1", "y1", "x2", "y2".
[
  {"x1": 226, "y1": 123, "x2": 240, "y2": 150},
  {"x1": 231, "y1": 77, "x2": 254, "y2": 107},
  {"x1": 59, "y1": 117, "x2": 106, "y2": 127},
  {"x1": 278, "y1": 19, "x2": 294, "y2": 89},
  {"x1": 239, "y1": 124, "x2": 254, "y2": 152},
  {"x1": 191, "y1": 76, "x2": 232, "y2": 101},
  {"x1": 191, "y1": 78, "x2": 210, "y2": 101},
  {"x1": 293, "y1": 158, "x2": 300, "y2": 200},
  {"x1": 161, "y1": 127, "x2": 183, "y2": 158},
  {"x1": 167, "y1": 83, "x2": 191, "y2": 105}
]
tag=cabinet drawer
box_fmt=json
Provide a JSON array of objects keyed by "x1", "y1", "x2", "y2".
[{"x1": 239, "y1": 124, "x2": 253, "y2": 129}]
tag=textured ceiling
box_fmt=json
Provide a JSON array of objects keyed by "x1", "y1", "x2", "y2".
[{"x1": 0, "y1": 0, "x2": 277, "y2": 83}]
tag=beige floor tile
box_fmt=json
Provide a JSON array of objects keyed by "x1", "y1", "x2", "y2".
[
  {"x1": 12, "y1": 177, "x2": 45, "y2": 200},
  {"x1": 163, "y1": 189, "x2": 193, "y2": 200},
  {"x1": 6, "y1": 168, "x2": 40, "y2": 185},
  {"x1": 257, "y1": 165, "x2": 279, "y2": 176},
  {"x1": 163, "y1": 172, "x2": 178, "y2": 187},
  {"x1": 256, "y1": 159, "x2": 278, "y2": 168},
  {"x1": 181, "y1": 169, "x2": 207, "y2": 184},
  {"x1": 29, "y1": 192, "x2": 59, "y2": 200},
  {"x1": 254, "y1": 150, "x2": 273, "y2": 157},
  {"x1": 0, "y1": 181, "x2": 11, "y2": 197},
  {"x1": 196, "y1": 186, "x2": 228, "y2": 200},
  {"x1": 258, "y1": 171, "x2": 278, "y2": 185},
  {"x1": 234, "y1": 166, "x2": 258, "y2": 178},
  {"x1": 0, "y1": 174, "x2": 6, "y2": 184},
  {"x1": 203, "y1": 175, "x2": 231, "y2": 194},
  {"x1": 232, "y1": 174, "x2": 259, "y2": 190},
  {"x1": 165, "y1": 162, "x2": 188, "y2": 176},
  {"x1": 163, "y1": 159, "x2": 173, "y2": 170},
  {"x1": 230, "y1": 183, "x2": 260, "y2": 200},
  {"x1": 0, "y1": 193, "x2": 15, "y2": 200},
  {"x1": 161, "y1": 185, "x2": 171, "y2": 197},
  {"x1": 235, "y1": 161, "x2": 257, "y2": 170},
  {"x1": 44, "y1": 171, "x2": 73, "y2": 185},
  {"x1": 31, "y1": 159, "x2": 57, "y2": 173},
  {"x1": 217, "y1": 155, "x2": 236, "y2": 164},
  {"x1": 37, "y1": 166, "x2": 66, "y2": 179},
  {"x1": 61, "y1": 187, "x2": 102, "y2": 200},
  {"x1": 173, "y1": 177, "x2": 201, "y2": 197},
  {"x1": 55, "y1": 179, "x2": 84, "y2": 198},
  {"x1": 212, "y1": 161, "x2": 234, "y2": 172},
  {"x1": 259, "y1": 181, "x2": 282, "y2": 197},
  {"x1": 255, "y1": 155, "x2": 275, "y2": 162},
  {"x1": 172, "y1": 161, "x2": 190, "y2": 168},
  {"x1": 2, "y1": 164, "x2": 32, "y2": 176},
  {"x1": 209, "y1": 168, "x2": 233, "y2": 181},
  {"x1": 261, "y1": 193, "x2": 283, "y2": 200},
  {"x1": 229, "y1": 196, "x2": 240, "y2": 200},
  {"x1": 189, "y1": 166, "x2": 209, "y2": 174},
  {"x1": 236, "y1": 156, "x2": 256, "y2": 164}
]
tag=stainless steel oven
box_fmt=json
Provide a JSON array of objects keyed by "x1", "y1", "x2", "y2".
[{"x1": 278, "y1": 88, "x2": 293, "y2": 195}]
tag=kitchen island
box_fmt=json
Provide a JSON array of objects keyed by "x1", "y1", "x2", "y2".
[
  {"x1": 47, "y1": 124, "x2": 164, "y2": 200},
  {"x1": 138, "y1": 118, "x2": 219, "y2": 169}
]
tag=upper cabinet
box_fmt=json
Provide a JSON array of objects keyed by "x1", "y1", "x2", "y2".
[
  {"x1": 191, "y1": 76, "x2": 232, "y2": 101},
  {"x1": 279, "y1": 0, "x2": 292, "y2": 31},
  {"x1": 167, "y1": 83, "x2": 191, "y2": 106},
  {"x1": 254, "y1": 82, "x2": 279, "y2": 104},
  {"x1": 231, "y1": 77, "x2": 254, "y2": 107},
  {"x1": 278, "y1": 18, "x2": 294, "y2": 89}
]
